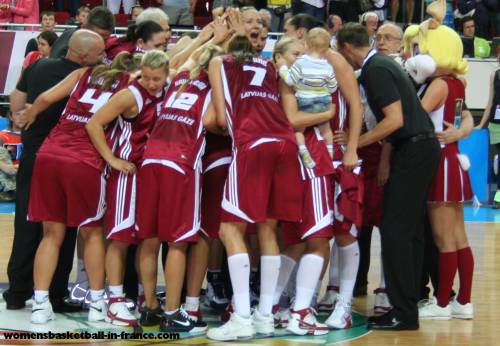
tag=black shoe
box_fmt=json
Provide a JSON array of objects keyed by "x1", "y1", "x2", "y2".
[
  {"x1": 353, "y1": 285, "x2": 368, "y2": 297},
  {"x1": 367, "y1": 311, "x2": 419, "y2": 331},
  {"x1": 51, "y1": 297, "x2": 83, "y2": 313},
  {"x1": 140, "y1": 306, "x2": 163, "y2": 326},
  {"x1": 493, "y1": 200, "x2": 500, "y2": 209},
  {"x1": 160, "y1": 309, "x2": 207, "y2": 333},
  {"x1": 3, "y1": 290, "x2": 29, "y2": 310}
]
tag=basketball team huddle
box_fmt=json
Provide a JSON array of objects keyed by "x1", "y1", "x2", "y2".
[{"x1": 22, "y1": 1, "x2": 475, "y2": 342}]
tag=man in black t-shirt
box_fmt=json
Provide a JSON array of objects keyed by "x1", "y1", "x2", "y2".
[
  {"x1": 3, "y1": 30, "x2": 105, "y2": 312},
  {"x1": 336, "y1": 23, "x2": 441, "y2": 330}
]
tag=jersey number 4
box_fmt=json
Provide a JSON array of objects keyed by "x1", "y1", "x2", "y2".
[
  {"x1": 164, "y1": 92, "x2": 199, "y2": 111},
  {"x1": 78, "y1": 89, "x2": 113, "y2": 113},
  {"x1": 243, "y1": 66, "x2": 266, "y2": 86}
]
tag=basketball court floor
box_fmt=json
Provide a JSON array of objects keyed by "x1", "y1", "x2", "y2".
[{"x1": 0, "y1": 202, "x2": 498, "y2": 345}]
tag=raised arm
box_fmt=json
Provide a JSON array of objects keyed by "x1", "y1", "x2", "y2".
[
  {"x1": 280, "y1": 80, "x2": 335, "y2": 129},
  {"x1": 86, "y1": 88, "x2": 137, "y2": 175},
  {"x1": 208, "y1": 56, "x2": 227, "y2": 130},
  {"x1": 24, "y1": 68, "x2": 87, "y2": 129},
  {"x1": 326, "y1": 50, "x2": 362, "y2": 170}
]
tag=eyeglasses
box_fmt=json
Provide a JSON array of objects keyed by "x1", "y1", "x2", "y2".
[{"x1": 375, "y1": 34, "x2": 402, "y2": 42}]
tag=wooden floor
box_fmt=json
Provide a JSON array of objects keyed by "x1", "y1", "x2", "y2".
[{"x1": 0, "y1": 212, "x2": 499, "y2": 345}]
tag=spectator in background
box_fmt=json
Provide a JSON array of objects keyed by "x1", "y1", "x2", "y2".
[
  {"x1": 476, "y1": 45, "x2": 500, "y2": 208},
  {"x1": 266, "y1": 0, "x2": 292, "y2": 32},
  {"x1": 461, "y1": 16, "x2": 491, "y2": 58},
  {"x1": 327, "y1": 14, "x2": 343, "y2": 48},
  {"x1": 23, "y1": 31, "x2": 58, "y2": 69},
  {"x1": 457, "y1": 0, "x2": 498, "y2": 39},
  {"x1": 391, "y1": 0, "x2": 414, "y2": 23},
  {"x1": 361, "y1": 11, "x2": 379, "y2": 49},
  {"x1": 131, "y1": 5, "x2": 145, "y2": 21},
  {"x1": 108, "y1": 0, "x2": 136, "y2": 15},
  {"x1": 158, "y1": 0, "x2": 194, "y2": 26},
  {"x1": 66, "y1": 6, "x2": 90, "y2": 26},
  {"x1": 329, "y1": 0, "x2": 359, "y2": 23},
  {"x1": 0, "y1": 111, "x2": 23, "y2": 202},
  {"x1": 50, "y1": 6, "x2": 115, "y2": 59},
  {"x1": 55, "y1": 0, "x2": 80, "y2": 17},
  {"x1": 25, "y1": 11, "x2": 56, "y2": 57},
  {"x1": 0, "y1": 0, "x2": 39, "y2": 30},
  {"x1": 259, "y1": 8, "x2": 272, "y2": 29},
  {"x1": 284, "y1": 13, "x2": 320, "y2": 40},
  {"x1": 297, "y1": 0, "x2": 325, "y2": 22}
]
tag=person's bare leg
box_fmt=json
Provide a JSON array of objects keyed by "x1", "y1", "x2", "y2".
[
  {"x1": 139, "y1": 238, "x2": 161, "y2": 309},
  {"x1": 185, "y1": 235, "x2": 211, "y2": 311},
  {"x1": 80, "y1": 226, "x2": 105, "y2": 291},
  {"x1": 407, "y1": 0, "x2": 415, "y2": 23},
  {"x1": 34, "y1": 221, "x2": 66, "y2": 291},
  {"x1": 391, "y1": 0, "x2": 400, "y2": 21},
  {"x1": 164, "y1": 241, "x2": 189, "y2": 312},
  {"x1": 106, "y1": 240, "x2": 129, "y2": 287}
]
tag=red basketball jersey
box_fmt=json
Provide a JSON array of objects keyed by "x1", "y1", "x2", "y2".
[
  {"x1": 143, "y1": 70, "x2": 212, "y2": 169},
  {"x1": 428, "y1": 76, "x2": 465, "y2": 150},
  {"x1": 113, "y1": 79, "x2": 164, "y2": 165},
  {"x1": 38, "y1": 68, "x2": 130, "y2": 171},
  {"x1": 220, "y1": 54, "x2": 295, "y2": 147}
]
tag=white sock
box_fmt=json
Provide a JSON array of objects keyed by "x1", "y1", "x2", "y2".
[
  {"x1": 90, "y1": 289, "x2": 105, "y2": 302},
  {"x1": 165, "y1": 309, "x2": 178, "y2": 315},
  {"x1": 338, "y1": 241, "x2": 360, "y2": 303},
  {"x1": 184, "y1": 296, "x2": 200, "y2": 312},
  {"x1": 34, "y1": 290, "x2": 49, "y2": 304},
  {"x1": 298, "y1": 144, "x2": 307, "y2": 153},
  {"x1": 258, "y1": 255, "x2": 281, "y2": 315},
  {"x1": 272, "y1": 255, "x2": 296, "y2": 305},
  {"x1": 311, "y1": 279, "x2": 322, "y2": 306},
  {"x1": 75, "y1": 258, "x2": 87, "y2": 284},
  {"x1": 138, "y1": 284, "x2": 144, "y2": 296},
  {"x1": 293, "y1": 254, "x2": 323, "y2": 311},
  {"x1": 109, "y1": 285, "x2": 123, "y2": 298},
  {"x1": 228, "y1": 253, "x2": 251, "y2": 318},
  {"x1": 379, "y1": 253, "x2": 386, "y2": 289},
  {"x1": 329, "y1": 242, "x2": 340, "y2": 287}
]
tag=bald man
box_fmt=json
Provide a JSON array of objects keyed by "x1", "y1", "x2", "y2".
[
  {"x1": 375, "y1": 23, "x2": 403, "y2": 56},
  {"x1": 3, "y1": 29, "x2": 105, "y2": 312}
]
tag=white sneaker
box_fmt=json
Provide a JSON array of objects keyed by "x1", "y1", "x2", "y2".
[
  {"x1": 272, "y1": 304, "x2": 290, "y2": 328},
  {"x1": 450, "y1": 298, "x2": 474, "y2": 319},
  {"x1": 88, "y1": 299, "x2": 110, "y2": 322},
  {"x1": 418, "y1": 297, "x2": 451, "y2": 320},
  {"x1": 286, "y1": 308, "x2": 329, "y2": 336},
  {"x1": 253, "y1": 309, "x2": 274, "y2": 336},
  {"x1": 325, "y1": 296, "x2": 353, "y2": 329},
  {"x1": 317, "y1": 286, "x2": 339, "y2": 312},
  {"x1": 31, "y1": 300, "x2": 55, "y2": 324},
  {"x1": 374, "y1": 288, "x2": 392, "y2": 313},
  {"x1": 108, "y1": 296, "x2": 137, "y2": 326},
  {"x1": 207, "y1": 312, "x2": 255, "y2": 341}
]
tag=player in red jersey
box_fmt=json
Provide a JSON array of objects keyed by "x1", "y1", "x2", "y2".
[
  {"x1": 23, "y1": 51, "x2": 136, "y2": 325},
  {"x1": 202, "y1": 132, "x2": 232, "y2": 310},
  {"x1": 135, "y1": 44, "x2": 224, "y2": 334},
  {"x1": 85, "y1": 50, "x2": 170, "y2": 327},
  {"x1": 106, "y1": 21, "x2": 166, "y2": 61},
  {"x1": 206, "y1": 34, "x2": 304, "y2": 341},
  {"x1": 418, "y1": 75, "x2": 475, "y2": 319}
]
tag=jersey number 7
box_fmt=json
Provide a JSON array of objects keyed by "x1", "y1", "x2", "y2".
[{"x1": 243, "y1": 66, "x2": 266, "y2": 87}]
